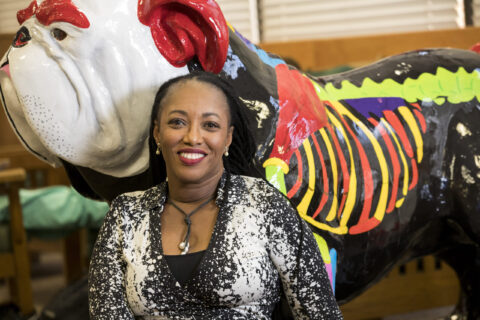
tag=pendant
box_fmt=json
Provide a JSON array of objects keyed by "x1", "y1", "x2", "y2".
[{"x1": 179, "y1": 241, "x2": 189, "y2": 255}]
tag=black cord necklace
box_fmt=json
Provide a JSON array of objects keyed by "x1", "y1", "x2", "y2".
[{"x1": 169, "y1": 196, "x2": 213, "y2": 255}]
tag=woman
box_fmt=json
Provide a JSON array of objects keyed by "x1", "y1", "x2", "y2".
[{"x1": 89, "y1": 72, "x2": 342, "y2": 319}]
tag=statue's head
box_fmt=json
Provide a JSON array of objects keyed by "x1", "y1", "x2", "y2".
[{"x1": 0, "y1": 0, "x2": 228, "y2": 177}]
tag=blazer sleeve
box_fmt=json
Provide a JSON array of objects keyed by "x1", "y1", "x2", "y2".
[
  {"x1": 88, "y1": 196, "x2": 135, "y2": 320},
  {"x1": 267, "y1": 191, "x2": 343, "y2": 320}
]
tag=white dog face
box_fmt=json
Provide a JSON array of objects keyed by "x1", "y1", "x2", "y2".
[{"x1": 0, "y1": 0, "x2": 196, "y2": 177}]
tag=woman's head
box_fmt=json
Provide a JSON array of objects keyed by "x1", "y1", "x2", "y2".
[{"x1": 149, "y1": 72, "x2": 257, "y2": 183}]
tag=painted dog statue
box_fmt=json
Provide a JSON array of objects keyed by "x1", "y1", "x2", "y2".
[{"x1": 1, "y1": 0, "x2": 480, "y2": 318}]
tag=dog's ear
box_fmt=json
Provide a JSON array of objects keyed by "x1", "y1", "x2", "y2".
[
  {"x1": 17, "y1": 0, "x2": 38, "y2": 25},
  {"x1": 138, "y1": 0, "x2": 229, "y2": 73}
]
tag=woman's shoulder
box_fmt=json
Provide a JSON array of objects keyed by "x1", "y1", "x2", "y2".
[
  {"x1": 230, "y1": 175, "x2": 297, "y2": 226},
  {"x1": 110, "y1": 183, "x2": 166, "y2": 213},
  {"x1": 232, "y1": 174, "x2": 288, "y2": 202}
]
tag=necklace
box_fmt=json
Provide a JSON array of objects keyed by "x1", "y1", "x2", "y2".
[{"x1": 169, "y1": 196, "x2": 213, "y2": 255}]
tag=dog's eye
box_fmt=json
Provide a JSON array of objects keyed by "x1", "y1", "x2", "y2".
[{"x1": 52, "y1": 28, "x2": 67, "y2": 41}]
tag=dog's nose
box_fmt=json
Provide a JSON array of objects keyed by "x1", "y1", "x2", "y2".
[{"x1": 12, "y1": 26, "x2": 31, "y2": 48}]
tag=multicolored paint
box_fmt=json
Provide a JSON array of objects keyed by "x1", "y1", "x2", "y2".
[
  {"x1": 228, "y1": 24, "x2": 480, "y2": 313},
  {"x1": 265, "y1": 92, "x2": 429, "y2": 235},
  {"x1": 245, "y1": 34, "x2": 479, "y2": 237}
]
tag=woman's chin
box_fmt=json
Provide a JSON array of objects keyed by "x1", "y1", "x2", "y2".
[{"x1": 167, "y1": 166, "x2": 224, "y2": 186}]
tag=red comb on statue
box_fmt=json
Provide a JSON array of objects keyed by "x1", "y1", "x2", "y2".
[
  {"x1": 137, "y1": 0, "x2": 229, "y2": 73},
  {"x1": 17, "y1": 0, "x2": 38, "y2": 25}
]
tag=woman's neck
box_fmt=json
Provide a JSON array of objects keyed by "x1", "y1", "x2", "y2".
[{"x1": 166, "y1": 170, "x2": 224, "y2": 204}]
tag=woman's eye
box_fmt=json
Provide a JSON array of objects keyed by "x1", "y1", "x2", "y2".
[
  {"x1": 168, "y1": 118, "x2": 185, "y2": 127},
  {"x1": 52, "y1": 28, "x2": 67, "y2": 41},
  {"x1": 204, "y1": 122, "x2": 220, "y2": 130}
]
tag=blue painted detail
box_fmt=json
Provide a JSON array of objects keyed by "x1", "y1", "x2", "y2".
[
  {"x1": 270, "y1": 96, "x2": 280, "y2": 112},
  {"x1": 230, "y1": 26, "x2": 284, "y2": 68},
  {"x1": 223, "y1": 46, "x2": 246, "y2": 80},
  {"x1": 345, "y1": 97, "x2": 406, "y2": 119},
  {"x1": 233, "y1": 29, "x2": 257, "y2": 51},
  {"x1": 255, "y1": 48, "x2": 284, "y2": 68},
  {"x1": 329, "y1": 248, "x2": 337, "y2": 294}
]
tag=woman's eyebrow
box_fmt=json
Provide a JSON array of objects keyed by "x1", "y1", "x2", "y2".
[
  {"x1": 202, "y1": 112, "x2": 220, "y2": 119},
  {"x1": 167, "y1": 110, "x2": 188, "y2": 116},
  {"x1": 167, "y1": 110, "x2": 221, "y2": 119}
]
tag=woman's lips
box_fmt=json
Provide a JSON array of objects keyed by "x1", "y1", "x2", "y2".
[{"x1": 178, "y1": 150, "x2": 206, "y2": 165}]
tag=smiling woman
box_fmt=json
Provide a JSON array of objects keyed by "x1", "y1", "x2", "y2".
[
  {"x1": 153, "y1": 78, "x2": 234, "y2": 188},
  {"x1": 88, "y1": 72, "x2": 343, "y2": 319}
]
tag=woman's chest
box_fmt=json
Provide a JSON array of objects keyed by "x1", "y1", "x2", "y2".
[{"x1": 121, "y1": 208, "x2": 279, "y2": 314}]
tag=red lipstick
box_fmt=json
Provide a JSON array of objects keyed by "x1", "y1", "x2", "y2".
[{"x1": 178, "y1": 148, "x2": 206, "y2": 165}]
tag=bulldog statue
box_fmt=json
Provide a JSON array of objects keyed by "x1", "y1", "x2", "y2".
[{"x1": 1, "y1": 0, "x2": 480, "y2": 318}]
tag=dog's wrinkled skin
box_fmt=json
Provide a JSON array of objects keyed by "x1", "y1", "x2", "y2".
[
  {"x1": 1, "y1": 0, "x2": 188, "y2": 177},
  {"x1": 1, "y1": 0, "x2": 480, "y2": 319}
]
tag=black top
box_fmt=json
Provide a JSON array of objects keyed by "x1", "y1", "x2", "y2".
[{"x1": 164, "y1": 250, "x2": 206, "y2": 286}]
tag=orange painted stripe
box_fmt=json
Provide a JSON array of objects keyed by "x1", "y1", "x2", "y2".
[
  {"x1": 413, "y1": 109, "x2": 427, "y2": 134},
  {"x1": 350, "y1": 217, "x2": 382, "y2": 235},
  {"x1": 326, "y1": 107, "x2": 358, "y2": 229},
  {"x1": 383, "y1": 110, "x2": 414, "y2": 159},
  {"x1": 409, "y1": 158, "x2": 418, "y2": 191},
  {"x1": 326, "y1": 124, "x2": 350, "y2": 218},
  {"x1": 411, "y1": 102, "x2": 422, "y2": 111},
  {"x1": 330, "y1": 108, "x2": 373, "y2": 229},
  {"x1": 369, "y1": 117, "x2": 401, "y2": 214},
  {"x1": 311, "y1": 134, "x2": 329, "y2": 219},
  {"x1": 287, "y1": 150, "x2": 303, "y2": 198}
]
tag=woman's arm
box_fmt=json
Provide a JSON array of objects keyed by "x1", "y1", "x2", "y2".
[
  {"x1": 88, "y1": 196, "x2": 135, "y2": 320},
  {"x1": 268, "y1": 193, "x2": 343, "y2": 319}
]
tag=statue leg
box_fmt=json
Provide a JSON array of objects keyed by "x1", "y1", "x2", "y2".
[
  {"x1": 437, "y1": 245, "x2": 480, "y2": 320},
  {"x1": 439, "y1": 111, "x2": 480, "y2": 319}
]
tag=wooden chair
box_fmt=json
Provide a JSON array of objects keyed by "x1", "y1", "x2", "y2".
[
  {"x1": 0, "y1": 167, "x2": 34, "y2": 316},
  {"x1": 0, "y1": 145, "x2": 88, "y2": 284}
]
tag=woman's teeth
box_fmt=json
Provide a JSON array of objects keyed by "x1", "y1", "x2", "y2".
[{"x1": 180, "y1": 153, "x2": 205, "y2": 160}]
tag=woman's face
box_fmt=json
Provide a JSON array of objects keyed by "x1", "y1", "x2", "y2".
[{"x1": 153, "y1": 79, "x2": 233, "y2": 185}]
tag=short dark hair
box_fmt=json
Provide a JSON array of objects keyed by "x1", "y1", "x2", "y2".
[{"x1": 149, "y1": 71, "x2": 259, "y2": 182}]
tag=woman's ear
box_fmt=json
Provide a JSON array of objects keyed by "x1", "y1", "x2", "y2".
[
  {"x1": 153, "y1": 120, "x2": 161, "y2": 145},
  {"x1": 226, "y1": 126, "x2": 234, "y2": 148}
]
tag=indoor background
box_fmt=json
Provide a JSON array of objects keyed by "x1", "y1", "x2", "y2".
[{"x1": 0, "y1": 0, "x2": 479, "y2": 319}]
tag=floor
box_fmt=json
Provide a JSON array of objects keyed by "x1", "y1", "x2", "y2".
[
  {"x1": 0, "y1": 251, "x2": 66, "y2": 316},
  {"x1": 30, "y1": 252, "x2": 66, "y2": 311},
  {"x1": 0, "y1": 249, "x2": 456, "y2": 320},
  {"x1": 384, "y1": 306, "x2": 454, "y2": 320}
]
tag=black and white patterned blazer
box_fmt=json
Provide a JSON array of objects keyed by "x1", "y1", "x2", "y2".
[{"x1": 89, "y1": 173, "x2": 342, "y2": 319}]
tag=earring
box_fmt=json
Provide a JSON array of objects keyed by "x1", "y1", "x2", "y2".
[
  {"x1": 224, "y1": 147, "x2": 229, "y2": 157},
  {"x1": 156, "y1": 143, "x2": 161, "y2": 156}
]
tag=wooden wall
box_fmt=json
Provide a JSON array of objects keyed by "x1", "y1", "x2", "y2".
[
  {"x1": 0, "y1": 34, "x2": 18, "y2": 146},
  {"x1": 260, "y1": 27, "x2": 480, "y2": 71},
  {"x1": 0, "y1": 34, "x2": 13, "y2": 53}
]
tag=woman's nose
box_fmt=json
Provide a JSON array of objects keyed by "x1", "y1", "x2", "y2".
[{"x1": 183, "y1": 124, "x2": 202, "y2": 145}]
